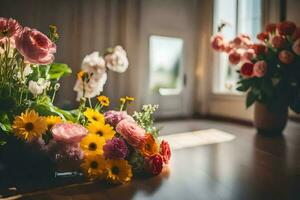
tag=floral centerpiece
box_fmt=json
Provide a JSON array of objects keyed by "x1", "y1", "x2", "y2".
[
  {"x1": 0, "y1": 17, "x2": 171, "y2": 184},
  {"x1": 211, "y1": 21, "x2": 300, "y2": 134}
]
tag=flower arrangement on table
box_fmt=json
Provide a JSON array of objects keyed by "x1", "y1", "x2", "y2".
[
  {"x1": 0, "y1": 17, "x2": 171, "y2": 184},
  {"x1": 211, "y1": 21, "x2": 300, "y2": 113}
]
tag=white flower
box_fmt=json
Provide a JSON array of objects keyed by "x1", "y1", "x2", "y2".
[
  {"x1": 104, "y1": 45, "x2": 129, "y2": 73},
  {"x1": 28, "y1": 78, "x2": 50, "y2": 97},
  {"x1": 81, "y1": 51, "x2": 106, "y2": 74},
  {"x1": 73, "y1": 72, "x2": 107, "y2": 101},
  {"x1": 23, "y1": 65, "x2": 33, "y2": 77}
]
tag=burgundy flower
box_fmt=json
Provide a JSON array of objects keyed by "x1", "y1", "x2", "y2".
[
  {"x1": 257, "y1": 32, "x2": 269, "y2": 41},
  {"x1": 266, "y1": 23, "x2": 277, "y2": 33},
  {"x1": 277, "y1": 21, "x2": 296, "y2": 35},
  {"x1": 103, "y1": 137, "x2": 129, "y2": 159},
  {"x1": 271, "y1": 35, "x2": 285, "y2": 49},
  {"x1": 292, "y1": 27, "x2": 300, "y2": 41},
  {"x1": 160, "y1": 140, "x2": 171, "y2": 164},
  {"x1": 144, "y1": 154, "x2": 163, "y2": 175},
  {"x1": 278, "y1": 50, "x2": 294, "y2": 64},
  {"x1": 240, "y1": 62, "x2": 254, "y2": 77},
  {"x1": 252, "y1": 44, "x2": 267, "y2": 55}
]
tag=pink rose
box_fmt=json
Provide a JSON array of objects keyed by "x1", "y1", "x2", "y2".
[
  {"x1": 271, "y1": 35, "x2": 285, "y2": 49},
  {"x1": 278, "y1": 50, "x2": 294, "y2": 64},
  {"x1": 242, "y1": 49, "x2": 255, "y2": 61},
  {"x1": 51, "y1": 123, "x2": 88, "y2": 144},
  {"x1": 15, "y1": 27, "x2": 56, "y2": 64},
  {"x1": 160, "y1": 140, "x2": 171, "y2": 164},
  {"x1": 232, "y1": 36, "x2": 242, "y2": 47},
  {"x1": 211, "y1": 34, "x2": 225, "y2": 51},
  {"x1": 253, "y1": 61, "x2": 267, "y2": 77},
  {"x1": 116, "y1": 119, "x2": 146, "y2": 149},
  {"x1": 292, "y1": 39, "x2": 300, "y2": 56},
  {"x1": 144, "y1": 154, "x2": 163, "y2": 175},
  {"x1": 0, "y1": 17, "x2": 22, "y2": 38},
  {"x1": 228, "y1": 50, "x2": 241, "y2": 65}
]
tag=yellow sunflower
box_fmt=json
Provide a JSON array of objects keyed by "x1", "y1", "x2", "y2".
[
  {"x1": 81, "y1": 154, "x2": 107, "y2": 180},
  {"x1": 46, "y1": 116, "x2": 62, "y2": 130},
  {"x1": 97, "y1": 95, "x2": 110, "y2": 107},
  {"x1": 80, "y1": 133, "x2": 105, "y2": 155},
  {"x1": 12, "y1": 110, "x2": 47, "y2": 141},
  {"x1": 106, "y1": 159, "x2": 133, "y2": 184},
  {"x1": 83, "y1": 108, "x2": 105, "y2": 124},
  {"x1": 87, "y1": 122, "x2": 115, "y2": 140}
]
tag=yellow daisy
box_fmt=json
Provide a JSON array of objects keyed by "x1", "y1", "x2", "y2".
[
  {"x1": 97, "y1": 95, "x2": 110, "y2": 107},
  {"x1": 87, "y1": 122, "x2": 115, "y2": 140},
  {"x1": 80, "y1": 133, "x2": 105, "y2": 155},
  {"x1": 125, "y1": 96, "x2": 135, "y2": 103},
  {"x1": 120, "y1": 97, "x2": 126, "y2": 104},
  {"x1": 46, "y1": 116, "x2": 62, "y2": 130},
  {"x1": 83, "y1": 108, "x2": 105, "y2": 124},
  {"x1": 106, "y1": 159, "x2": 133, "y2": 184},
  {"x1": 12, "y1": 110, "x2": 47, "y2": 141},
  {"x1": 81, "y1": 154, "x2": 107, "y2": 180}
]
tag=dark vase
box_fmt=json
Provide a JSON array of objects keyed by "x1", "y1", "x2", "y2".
[{"x1": 254, "y1": 102, "x2": 288, "y2": 136}]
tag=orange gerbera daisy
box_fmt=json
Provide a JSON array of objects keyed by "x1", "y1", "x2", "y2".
[{"x1": 141, "y1": 133, "x2": 158, "y2": 157}]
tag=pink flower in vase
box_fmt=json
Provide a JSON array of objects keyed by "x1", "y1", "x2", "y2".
[
  {"x1": 228, "y1": 50, "x2": 241, "y2": 65},
  {"x1": 253, "y1": 61, "x2": 268, "y2": 78},
  {"x1": 116, "y1": 119, "x2": 146, "y2": 149},
  {"x1": 15, "y1": 27, "x2": 56, "y2": 64},
  {"x1": 0, "y1": 17, "x2": 22, "y2": 39},
  {"x1": 210, "y1": 34, "x2": 225, "y2": 51},
  {"x1": 292, "y1": 39, "x2": 300, "y2": 56},
  {"x1": 271, "y1": 35, "x2": 286, "y2": 49},
  {"x1": 51, "y1": 123, "x2": 88, "y2": 144},
  {"x1": 144, "y1": 154, "x2": 163, "y2": 175},
  {"x1": 242, "y1": 49, "x2": 255, "y2": 61},
  {"x1": 160, "y1": 140, "x2": 171, "y2": 164},
  {"x1": 278, "y1": 50, "x2": 294, "y2": 64},
  {"x1": 104, "y1": 110, "x2": 134, "y2": 127}
]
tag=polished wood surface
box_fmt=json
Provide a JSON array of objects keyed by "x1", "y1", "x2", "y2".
[{"x1": 1, "y1": 119, "x2": 300, "y2": 200}]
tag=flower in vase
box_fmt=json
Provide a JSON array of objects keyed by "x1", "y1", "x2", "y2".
[
  {"x1": 141, "y1": 133, "x2": 158, "y2": 157},
  {"x1": 242, "y1": 49, "x2": 255, "y2": 61},
  {"x1": 46, "y1": 116, "x2": 62, "y2": 131},
  {"x1": 80, "y1": 133, "x2": 105, "y2": 155},
  {"x1": 292, "y1": 39, "x2": 300, "y2": 56},
  {"x1": 144, "y1": 154, "x2": 163, "y2": 175},
  {"x1": 52, "y1": 123, "x2": 88, "y2": 144},
  {"x1": 104, "y1": 45, "x2": 129, "y2": 73},
  {"x1": 292, "y1": 27, "x2": 300, "y2": 41},
  {"x1": 84, "y1": 108, "x2": 105, "y2": 124},
  {"x1": 97, "y1": 95, "x2": 110, "y2": 107},
  {"x1": 266, "y1": 23, "x2": 277, "y2": 33},
  {"x1": 210, "y1": 34, "x2": 225, "y2": 51},
  {"x1": 160, "y1": 140, "x2": 171, "y2": 164},
  {"x1": 106, "y1": 159, "x2": 133, "y2": 184},
  {"x1": 277, "y1": 21, "x2": 296, "y2": 36},
  {"x1": 103, "y1": 137, "x2": 129, "y2": 159},
  {"x1": 116, "y1": 119, "x2": 146, "y2": 149},
  {"x1": 104, "y1": 110, "x2": 134, "y2": 127},
  {"x1": 15, "y1": 27, "x2": 56, "y2": 64},
  {"x1": 240, "y1": 62, "x2": 254, "y2": 78},
  {"x1": 271, "y1": 35, "x2": 286, "y2": 49},
  {"x1": 253, "y1": 61, "x2": 268, "y2": 78},
  {"x1": 87, "y1": 122, "x2": 115, "y2": 141},
  {"x1": 0, "y1": 17, "x2": 22, "y2": 38},
  {"x1": 228, "y1": 50, "x2": 241, "y2": 65},
  {"x1": 81, "y1": 51, "x2": 106, "y2": 74},
  {"x1": 28, "y1": 78, "x2": 50, "y2": 97},
  {"x1": 252, "y1": 44, "x2": 267, "y2": 55},
  {"x1": 12, "y1": 110, "x2": 47, "y2": 141},
  {"x1": 81, "y1": 153, "x2": 107, "y2": 180},
  {"x1": 279, "y1": 50, "x2": 294, "y2": 64},
  {"x1": 256, "y1": 32, "x2": 269, "y2": 41}
]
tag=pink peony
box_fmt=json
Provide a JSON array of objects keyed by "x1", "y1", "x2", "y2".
[
  {"x1": 253, "y1": 61, "x2": 267, "y2": 78},
  {"x1": 292, "y1": 39, "x2": 300, "y2": 56},
  {"x1": 0, "y1": 17, "x2": 22, "y2": 38},
  {"x1": 210, "y1": 34, "x2": 225, "y2": 51},
  {"x1": 160, "y1": 140, "x2": 171, "y2": 164},
  {"x1": 15, "y1": 27, "x2": 56, "y2": 64},
  {"x1": 144, "y1": 154, "x2": 163, "y2": 175},
  {"x1": 271, "y1": 35, "x2": 285, "y2": 49},
  {"x1": 278, "y1": 50, "x2": 294, "y2": 64},
  {"x1": 104, "y1": 110, "x2": 134, "y2": 127},
  {"x1": 116, "y1": 119, "x2": 146, "y2": 149},
  {"x1": 228, "y1": 50, "x2": 241, "y2": 65},
  {"x1": 242, "y1": 49, "x2": 255, "y2": 61},
  {"x1": 51, "y1": 123, "x2": 88, "y2": 144}
]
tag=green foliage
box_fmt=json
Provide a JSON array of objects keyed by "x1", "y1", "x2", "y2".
[
  {"x1": 128, "y1": 150, "x2": 144, "y2": 174},
  {"x1": 49, "y1": 63, "x2": 72, "y2": 80},
  {"x1": 0, "y1": 113, "x2": 12, "y2": 133},
  {"x1": 133, "y1": 104, "x2": 159, "y2": 138}
]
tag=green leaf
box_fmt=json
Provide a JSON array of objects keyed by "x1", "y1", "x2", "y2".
[
  {"x1": 0, "y1": 114, "x2": 12, "y2": 133},
  {"x1": 49, "y1": 63, "x2": 72, "y2": 80},
  {"x1": 246, "y1": 90, "x2": 258, "y2": 108},
  {"x1": 0, "y1": 140, "x2": 6, "y2": 146}
]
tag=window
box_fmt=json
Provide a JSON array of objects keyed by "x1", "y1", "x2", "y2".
[
  {"x1": 213, "y1": 0, "x2": 262, "y2": 93},
  {"x1": 149, "y1": 35, "x2": 184, "y2": 95}
]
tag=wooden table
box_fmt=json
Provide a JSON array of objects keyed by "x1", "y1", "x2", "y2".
[{"x1": 1, "y1": 119, "x2": 300, "y2": 200}]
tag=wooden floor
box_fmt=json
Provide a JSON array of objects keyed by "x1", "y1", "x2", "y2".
[{"x1": 2, "y1": 119, "x2": 300, "y2": 200}]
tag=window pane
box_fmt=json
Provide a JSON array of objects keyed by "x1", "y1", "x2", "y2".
[{"x1": 149, "y1": 35, "x2": 184, "y2": 95}]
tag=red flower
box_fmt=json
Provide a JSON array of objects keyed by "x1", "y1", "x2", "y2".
[
  {"x1": 210, "y1": 34, "x2": 225, "y2": 51},
  {"x1": 278, "y1": 50, "x2": 294, "y2": 64},
  {"x1": 257, "y1": 32, "x2": 269, "y2": 41},
  {"x1": 266, "y1": 23, "x2": 277, "y2": 33},
  {"x1": 228, "y1": 50, "x2": 241, "y2": 65},
  {"x1": 271, "y1": 35, "x2": 286, "y2": 49},
  {"x1": 292, "y1": 27, "x2": 300, "y2": 41},
  {"x1": 277, "y1": 21, "x2": 296, "y2": 35},
  {"x1": 252, "y1": 44, "x2": 267, "y2": 55},
  {"x1": 144, "y1": 154, "x2": 163, "y2": 175},
  {"x1": 240, "y1": 62, "x2": 254, "y2": 77},
  {"x1": 160, "y1": 140, "x2": 171, "y2": 164}
]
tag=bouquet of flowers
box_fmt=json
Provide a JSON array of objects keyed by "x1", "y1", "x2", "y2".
[
  {"x1": 211, "y1": 21, "x2": 300, "y2": 113},
  {"x1": 0, "y1": 17, "x2": 171, "y2": 184}
]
